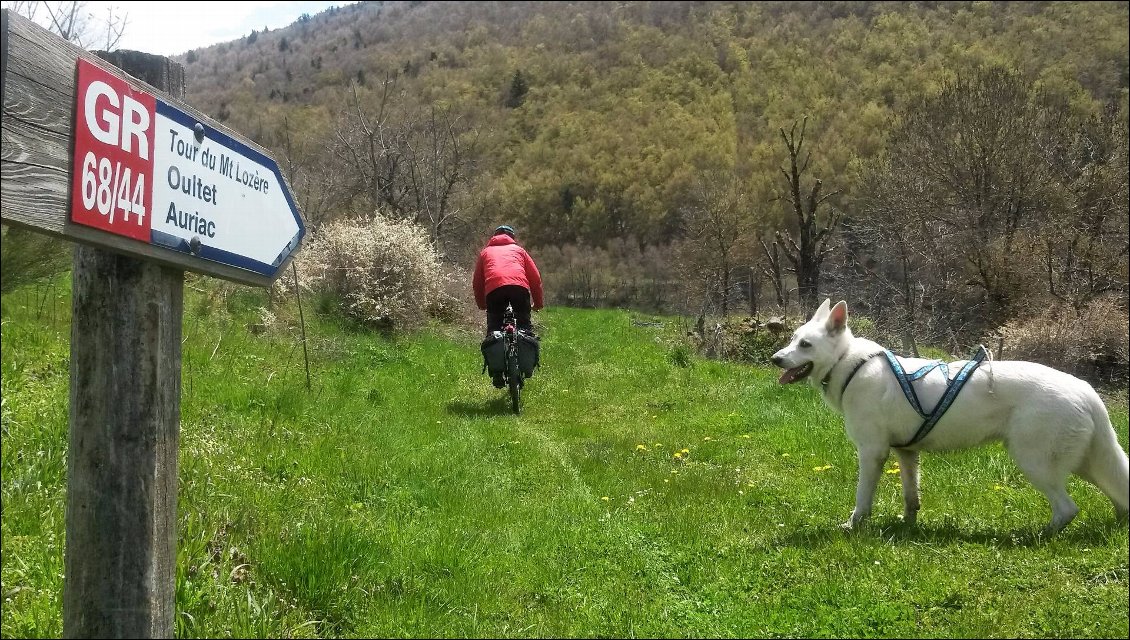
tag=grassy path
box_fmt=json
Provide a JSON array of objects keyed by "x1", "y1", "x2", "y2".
[{"x1": 2, "y1": 283, "x2": 1127, "y2": 637}]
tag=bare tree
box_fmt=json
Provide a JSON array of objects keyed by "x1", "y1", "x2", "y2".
[
  {"x1": 1041, "y1": 105, "x2": 1129, "y2": 310},
  {"x1": 773, "y1": 117, "x2": 841, "y2": 310},
  {"x1": 838, "y1": 214, "x2": 930, "y2": 356},
  {"x1": 758, "y1": 235, "x2": 788, "y2": 310},
  {"x1": 857, "y1": 68, "x2": 1128, "y2": 356},
  {"x1": 402, "y1": 106, "x2": 480, "y2": 246},
  {"x1": 678, "y1": 170, "x2": 752, "y2": 318},
  {"x1": 278, "y1": 116, "x2": 353, "y2": 228},
  {"x1": 332, "y1": 76, "x2": 479, "y2": 250},
  {"x1": 861, "y1": 68, "x2": 1090, "y2": 337},
  {"x1": 334, "y1": 76, "x2": 409, "y2": 216},
  {"x1": 4, "y1": 1, "x2": 127, "y2": 50}
]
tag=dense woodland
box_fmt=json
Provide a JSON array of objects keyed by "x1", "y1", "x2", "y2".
[{"x1": 4, "y1": 1, "x2": 1128, "y2": 381}]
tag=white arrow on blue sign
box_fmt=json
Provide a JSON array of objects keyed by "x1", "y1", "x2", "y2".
[{"x1": 66, "y1": 56, "x2": 305, "y2": 284}]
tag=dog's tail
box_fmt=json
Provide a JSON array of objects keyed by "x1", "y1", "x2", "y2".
[{"x1": 1079, "y1": 394, "x2": 1130, "y2": 520}]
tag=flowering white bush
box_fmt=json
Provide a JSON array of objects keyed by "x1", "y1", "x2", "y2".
[{"x1": 287, "y1": 214, "x2": 453, "y2": 329}]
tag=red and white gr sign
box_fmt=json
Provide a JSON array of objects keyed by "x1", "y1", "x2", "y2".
[
  {"x1": 68, "y1": 56, "x2": 304, "y2": 280},
  {"x1": 70, "y1": 57, "x2": 155, "y2": 242}
]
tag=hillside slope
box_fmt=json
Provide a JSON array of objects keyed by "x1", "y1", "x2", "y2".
[{"x1": 179, "y1": 1, "x2": 1130, "y2": 247}]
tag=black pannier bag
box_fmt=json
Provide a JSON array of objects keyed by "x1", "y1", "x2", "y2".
[
  {"x1": 481, "y1": 331, "x2": 507, "y2": 377},
  {"x1": 516, "y1": 330, "x2": 540, "y2": 377}
]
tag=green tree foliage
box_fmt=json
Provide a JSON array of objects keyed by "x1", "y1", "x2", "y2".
[{"x1": 505, "y1": 69, "x2": 528, "y2": 108}]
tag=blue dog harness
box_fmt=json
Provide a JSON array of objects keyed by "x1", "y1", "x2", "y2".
[
  {"x1": 833, "y1": 345, "x2": 990, "y2": 448},
  {"x1": 885, "y1": 345, "x2": 989, "y2": 447}
]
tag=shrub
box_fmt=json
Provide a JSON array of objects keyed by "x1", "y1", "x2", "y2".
[
  {"x1": 1, "y1": 225, "x2": 70, "y2": 294},
  {"x1": 284, "y1": 214, "x2": 453, "y2": 330},
  {"x1": 668, "y1": 343, "x2": 693, "y2": 368},
  {"x1": 849, "y1": 315, "x2": 880, "y2": 341},
  {"x1": 691, "y1": 316, "x2": 792, "y2": 365},
  {"x1": 993, "y1": 296, "x2": 1129, "y2": 387}
]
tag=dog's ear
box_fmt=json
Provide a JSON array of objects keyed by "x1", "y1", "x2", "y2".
[
  {"x1": 814, "y1": 298, "x2": 832, "y2": 319},
  {"x1": 826, "y1": 300, "x2": 849, "y2": 334}
]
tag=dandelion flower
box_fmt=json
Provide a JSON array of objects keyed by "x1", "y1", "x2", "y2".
[
  {"x1": 742, "y1": 434, "x2": 752, "y2": 439},
  {"x1": 681, "y1": 448, "x2": 690, "y2": 455},
  {"x1": 703, "y1": 436, "x2": 713, "y2": 442},
  {"x1": 601, "y1": 496, "x2": 610, "y2": 501},
  {"x1": 673, "y1": 452, "x2": 683, "y2": 460},
  {"x1": 636, "y1": 444, "x2": 648, "y2": 452},
  {"x1": 994, "y1": 484, "x2": 1004, "y2": 491},
  {"x1": 813, "y1": 465, "x2": 834, "y2": 472},
  {"x1": 782, "y1": 453, "x2": 791, "y2": 458},
  {"x1": 655, "y1": 443, "x2": 663, "y2": 447}
]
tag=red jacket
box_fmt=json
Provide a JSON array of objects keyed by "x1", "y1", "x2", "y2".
[{"x1": 473, "y1": 234, "x2": 544, "y2": 310}]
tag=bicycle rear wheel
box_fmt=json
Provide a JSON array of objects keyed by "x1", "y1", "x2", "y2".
[{"x1": 508, "y1": 358, "x2": 521, "y2": 415}]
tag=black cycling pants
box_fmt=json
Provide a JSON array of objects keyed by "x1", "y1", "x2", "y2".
[{"x1": 486, "y1": 285, "x2": 533, "y2": 334}]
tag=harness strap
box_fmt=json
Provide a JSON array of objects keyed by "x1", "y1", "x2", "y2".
[
  {"x1": 883, "y1": 351, "x2": 929, "y2": 418},
  {"x1": 906, "y1": 361, "x2": 949, "y2": 382},
  {"x1": 896, "y1": 345, "x2": 989, "y2": 447},
  {"x1": 821, "y1": 351, "x2": 883, "y2": 406},
  {"x1": 838, "y1": 352, "x2": 881, "y2": 400}
]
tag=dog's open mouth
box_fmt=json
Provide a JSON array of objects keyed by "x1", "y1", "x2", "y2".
[{"x1": 778, "y1": 362, "x2": 813, "y2": 385}]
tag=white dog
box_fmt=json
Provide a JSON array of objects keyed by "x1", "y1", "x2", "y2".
[{"x1": 771, "y1": 299, "x2": 1129, "y2": 534}]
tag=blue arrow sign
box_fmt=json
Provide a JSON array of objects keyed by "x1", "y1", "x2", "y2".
[{"x1": 149, "y1": 100, "x2": 305, "y2": 278}]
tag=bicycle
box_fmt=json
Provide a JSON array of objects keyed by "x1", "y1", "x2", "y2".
[
  {"x1": 501, "y1": 304, "x2": 524, "y2": 414},
  {"x1": 481, "y1": 303, "x2": 539, "y2": 415}
]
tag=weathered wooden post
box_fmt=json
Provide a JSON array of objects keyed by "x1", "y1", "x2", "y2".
[
  {"x1": 64, "y1": 50, "x2": 185, "y2": 639},
  {"x1": 2, "y1": 10, "x2": 305, "y2": 637}
]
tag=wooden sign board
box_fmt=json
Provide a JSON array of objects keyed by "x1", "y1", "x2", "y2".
[{"x1": 1, "y1": 9, "x2": 305, "y2": 287}]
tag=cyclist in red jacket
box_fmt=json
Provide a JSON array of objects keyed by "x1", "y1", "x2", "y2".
[{"x1": 473, "y1": 225, "x2": 544, "y2": 335}]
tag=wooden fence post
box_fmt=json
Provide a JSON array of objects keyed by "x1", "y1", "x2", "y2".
[{"x1": 63, "y1": 51, "x2": 184, "y2": 639}]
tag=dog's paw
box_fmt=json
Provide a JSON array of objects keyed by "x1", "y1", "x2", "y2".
[{"x1": 1038, "y1": 523, "x2": 1065, "y2": 538}]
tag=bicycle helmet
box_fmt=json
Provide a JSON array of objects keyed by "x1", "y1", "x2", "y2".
[{"x1": 493, "y1": 225, "x2": 516, "y2": 238}]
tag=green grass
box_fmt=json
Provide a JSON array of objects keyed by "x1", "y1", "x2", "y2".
[{"x1": 2, "y1": 276, "x2": 1128, "y2": 638}]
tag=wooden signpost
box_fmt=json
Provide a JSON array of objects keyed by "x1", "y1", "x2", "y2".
[{"x1": 1, "y1": 9, "x2": 305, "y2": 637}]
